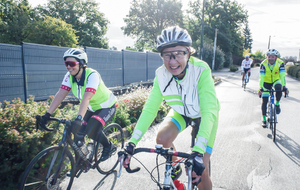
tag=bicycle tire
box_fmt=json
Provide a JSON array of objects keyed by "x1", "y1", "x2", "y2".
[
  {"x1": 95, "y1": 123, "x2": 124, "y2": 174},
  {"x1": 19, "y1": 146, "x2": 75, "y2": 190},
  {"x1": 272, "y1": 105, "x2": 277, "y2": 142}
]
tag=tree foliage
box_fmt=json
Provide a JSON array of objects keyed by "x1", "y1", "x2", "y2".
[
  {"x1": 36, "y1": 0, "x2": 109, "y2": 48},
  {"x1": 0, "y1": 0, "x2": 34, "y2": 44},
  {"x1": 122, "y1": 0, "x2": 184, "y2": 51},
  {"x1": 243, "y1": 23, "x2": 252, "y2": 51},
  {"x1": 188, "y1": 0, "x2": 249, "y2": 66},
  {"x1": 24, "y1": 16, "x2": 78, "y2": 47}
]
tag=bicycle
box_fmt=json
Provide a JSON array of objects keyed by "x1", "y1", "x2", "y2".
[
  {"x1": 242, "y1": 71, "x2": 249, "y2": 90},
  {"x1": 263, "y1": 88, "x2": 287, "y2": 142},
  {"x1": 19, "y1": 115, "x2": 124, "y2": 190},
  {"x1": 118, "y1": 119, "x2": 209, "y2": 190}
]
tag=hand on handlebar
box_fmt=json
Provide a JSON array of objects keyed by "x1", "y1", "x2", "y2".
[
  {"x1": 188, "y1": 152, "x2": 205, "y2": 186},
  {"x1": 121, "y1": 142, "x2": 135, "y2": 168},
  {"x1": 40, "y1": 112, "x2": 51, "y2": 130}
]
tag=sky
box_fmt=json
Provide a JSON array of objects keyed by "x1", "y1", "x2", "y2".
[{"x1": 28, "y1": 0, "x2": 300, "y2": 59}]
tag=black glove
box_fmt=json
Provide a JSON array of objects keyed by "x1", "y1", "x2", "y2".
[
  {"x1": 71, "y1": 118, "x2": 82, "y2": 135},
  {"x1": 41, "y1": 112, "x2": 51, "y2": 130},
  {"x1": 125, "y1": 142, "x2": 135, "y2": 155},
  {"x1": 190, "y1": 152, "x2": 205, "y2": 176}
]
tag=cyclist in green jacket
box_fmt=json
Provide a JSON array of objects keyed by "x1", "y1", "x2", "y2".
[
  {"x1": 123, "y1": 26, "x2": 220, "y2": 190},
  {"x1": 40, "y1": 48, "x2": 117, "y2": 162},
  {"x1": 258, "y1": 49, "x2": 289, "y2": 128}
]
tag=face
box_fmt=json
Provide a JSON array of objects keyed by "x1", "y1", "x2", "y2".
[
  {"x1": 245, "y1": 57, "x2": 249, "y2": 61},
  {"x1": 161, "y1": 46, "x2": 190, "y2": 79},
  {"x1": 267, "y1": 54, "x2": 277, "y2": 65},
  {"x1": 65, "y1": 57, "x2": 80, "y2": 76}
]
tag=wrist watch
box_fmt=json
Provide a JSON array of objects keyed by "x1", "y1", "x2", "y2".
[{"x1": 76, "y1": 115, "x2": 83, "y2": 121}]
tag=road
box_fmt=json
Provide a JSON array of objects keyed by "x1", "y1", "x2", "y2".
[{"x1": 70, "y1": 67, "x2": 300, "y2": 190}]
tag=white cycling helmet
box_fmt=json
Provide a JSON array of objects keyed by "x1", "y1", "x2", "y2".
[
  {"x1": 156, "y1": 26, "x2": 192, "y2": 52},
  {"x1": 63, "y1": 48, "x2": 88, "y2": 65},
  {"x1": 245, "y1": 55, "x2": 249, "y2": 58},
  {"x1": 266, "y1": 49, "x2": 280, "y2": 56}
]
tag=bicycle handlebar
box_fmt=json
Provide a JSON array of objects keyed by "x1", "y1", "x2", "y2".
[
  {"x1": 36, "y1": 115, "x2": 71, "y2": 131},
  {"x1": 118, "y1": 147, "x2": 191, "y2": 174},
  {"x1": 260, "y1": 89, "x2": 288, "y2": 98}
]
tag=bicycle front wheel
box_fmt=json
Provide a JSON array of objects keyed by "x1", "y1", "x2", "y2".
[
  {"x1": 95, "y1": 123, "x2": 124, "y2": 174},
  {"x1": 272, "y1": 105, "x2": 277, "y2": 142},
  {"x1": 19, "y1": 146, "x2": 75, "y2": 190}
]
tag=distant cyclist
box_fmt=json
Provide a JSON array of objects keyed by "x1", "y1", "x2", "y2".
[
  {"x1": 241, "y1": 54, "x2": 252, "y2": 86},
  {"x1": 258, "y1": 49, "x2": 289, "y2": 128},
  {"x1": 122, "y1": 26, "x2": 220, "y2": 190},
  {"x1": 40, "y1": 48, "x2": 117, "y2": 161}
]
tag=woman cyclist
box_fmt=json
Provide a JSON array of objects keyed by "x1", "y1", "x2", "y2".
[
  {"x1": 40, "y1": 48, "x2": 117, "y2": 162},
  {"x1": 122, "y1": 26, "x2": 220, "y2": 190}
]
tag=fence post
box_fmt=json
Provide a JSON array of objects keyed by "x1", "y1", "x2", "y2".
[
  {"x1": 146, "y1": 51, "x2": 149, "y2": 81},
  {"x1": 21, "y1": 42, "x2": 27, "y2": 103},
  {"x1": 122, "y1": 50, "x2": 125, "y2": 86}
]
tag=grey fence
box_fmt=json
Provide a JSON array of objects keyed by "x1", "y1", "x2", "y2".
[{"x1": 0, "y1": 42, "x2": 163, "y2": 103}]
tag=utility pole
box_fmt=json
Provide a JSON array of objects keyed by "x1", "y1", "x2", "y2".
[
  {"x1": 212, "y1": 28, "x2": 218, "y2": 71},
  {"x1": 268, "y1": 35, "x2": 271, "y2": 49},
  {"x1": 200, "y1": 0, "x2": 205, "y2": 60}
]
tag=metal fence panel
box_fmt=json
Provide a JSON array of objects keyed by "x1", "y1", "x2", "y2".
[
  {"x1": 86, "y1": 47, "x2": 122, "y2": 87},
  {"x1": 147, "y1": 52, "x2": 163, "y2": 80},
  {"x1": 0, "y1": 43, "x2": 24, "y2": 103},
  {"x1": 123, "y1": 50, "x2": 147, "y2": 85},
  {"x1": 23, "y1": 43, "x2": 69, "y2": 101}
]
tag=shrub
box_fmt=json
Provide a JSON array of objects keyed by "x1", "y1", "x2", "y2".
[
  {"x1": 287, "y1": 65, "x2": 300, "y2": 79},
  {"x1": 230, "y1": 65, "x2": 239, "y2": 72},
  {"x1": 0, "y1": 96, "x2": 75, "y2": 189},
  {"x1": 199, "y1": 42, "x2": 225, "y2": 70}
]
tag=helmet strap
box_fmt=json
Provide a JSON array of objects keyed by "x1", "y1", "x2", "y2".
[{"x1": 73, "y1": 64, "x2": 84, "y2": 77}]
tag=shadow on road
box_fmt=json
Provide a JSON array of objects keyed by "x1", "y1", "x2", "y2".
[
  {"x1": 273, "y1": 130, "x2": 300, "y2": 167},
  {"x1": 93, "y1": 170, "x2": 117, "y2": 190},
  {"x1": 221, "y1": 78, "x2": 258, "y2": 96}
]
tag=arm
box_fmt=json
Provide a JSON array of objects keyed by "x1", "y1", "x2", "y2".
[
  {"x1": 77, "y1": 91, "x2": 94, "y2": 116},
  {"x1": 241, "y1": 60, "x2": 244, "y2": 71},
  {"x1": 129, "y1": 77, "x2": 163, "y2": 145},
  {"x1": 48, "y1": 89, "x2": 69, "y2": 114},
  {"x1": 259, "y1": 63, "x2": 266, "y2": 89},
  {"x1": 279, "y1": 63, "x2": 286, "y2": 87},
  {"x1": 193, "y1": 67, "x2": 220, "y2": 154}
]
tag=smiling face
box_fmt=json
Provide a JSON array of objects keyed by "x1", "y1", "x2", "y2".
[
  {"x1": 267, "y1": 54, "x2": 277, "y2": 65},
  {"x1": 161, "y1": 46, "x2": 190, "y2": 79},
  {"x1": 65, "y1": 57, "x2": 80, "y2": 76}
]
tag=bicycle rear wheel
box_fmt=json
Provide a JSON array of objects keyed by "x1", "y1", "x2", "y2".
[
  {"x1": 19, "y1": 146, "x2": 75, "y2": 190},
  {"x1": 95, "y1": 123, "x2": 124, "y2": 174}
]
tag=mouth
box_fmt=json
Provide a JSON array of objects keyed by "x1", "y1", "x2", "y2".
[{"x1": 170, "y1": 65, "x2": 180, "y2": 70}]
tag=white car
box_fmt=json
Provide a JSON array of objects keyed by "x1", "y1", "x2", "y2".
[{"x1": 286, "y1": 62, "x2": 294, "y2": 65}]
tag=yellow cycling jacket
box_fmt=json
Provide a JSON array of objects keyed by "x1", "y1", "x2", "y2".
[{"x1": 259, "y1": 58, "x2": 286, "y2": 88}]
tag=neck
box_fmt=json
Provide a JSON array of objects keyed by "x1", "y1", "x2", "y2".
[{"x1": 75, "y1": 68, "x2": 83, "y2": 79}]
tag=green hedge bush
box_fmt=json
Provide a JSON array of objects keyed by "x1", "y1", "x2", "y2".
[
  {"x1": 286, "y1": 65, "x2": 300, "y2": 79},
  {"x1": 230, "y1": 65, "x2": 239, "y2": 72},
  {"x1": 0, "y1": 86, "x2": 170, "y2": 189}
]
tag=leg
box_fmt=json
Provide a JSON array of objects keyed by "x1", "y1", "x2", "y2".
[
  {"x1": 156, "y1": 119, "x2": 179, "y2": 161},
  {"x1": 242, "y1": 72, "x2": 245, "y2": 81},
  {"x1": 197, "y1": 153, "x2": 212, "y2": 190},
  {"x1": 274, "y1": 83, "x2": 282, "y2": 102}
]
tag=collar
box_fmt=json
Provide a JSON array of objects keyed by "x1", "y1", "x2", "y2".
[{"x1": 72, "y1": 68, "x2": 86, "y2": 86}]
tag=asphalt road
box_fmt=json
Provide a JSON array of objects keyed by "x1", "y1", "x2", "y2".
[{"x1": 70, "y1": 67, "x2": 300, "y2": 190}]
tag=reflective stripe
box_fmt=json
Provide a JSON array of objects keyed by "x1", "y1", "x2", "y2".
[
  {"x1": 132, "y1": 129, "x2": 143, "y2": 141},
  {"x1": 100, "y1": 93, "x2": 116, "y2": 108},
  {"x1": 196, "y1": 136, "x2": 208, "y2": 145}
]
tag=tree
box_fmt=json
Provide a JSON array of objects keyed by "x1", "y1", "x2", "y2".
[
  {"x1": 243, "y1": 23, "x2": 252, "y2": 51},
  {"x1": 252, "y1": 50, "x2": 265, "y2": 59},
  {"x1": 36, "y1": 0, "x2": 109, "y2": 48},
  {"x1": 122, "y1": 0, "x2": 184, "y2": 51},
  {"x1": 188, "y1": 0, "x2": 249, "y2": 66},
  {"x1": 0, "y1": 0, "x2": 34, "y2": 44},
  {"x1": 24, "y1": 16, "x2": 78, "y2": 47}
]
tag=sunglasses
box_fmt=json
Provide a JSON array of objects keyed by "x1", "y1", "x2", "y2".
[{"x1": 64, "y1": 61, "x2": 79, "y2": 67}]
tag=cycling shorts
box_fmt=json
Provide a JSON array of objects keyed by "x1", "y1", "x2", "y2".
[
  {"x1": 243, "y1": 68, "x2": 251, "y2": 73},
  {"x1": 164, "y1": 109, "x2": 218, "y2": 154}
]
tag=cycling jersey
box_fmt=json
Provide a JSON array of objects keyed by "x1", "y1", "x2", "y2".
[
  {"x1": 241, "y1": 58, "x2": 252, "y2": 70},
  {"x1": 129, "y1": 56, "x2": 220, "y2": 155},
  {"x1": 259, "y1": 58, "x2": 286, "y2": 88},
  {"x1": 61, "y1": 68, "x2": 116, "y2": 112}
]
